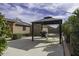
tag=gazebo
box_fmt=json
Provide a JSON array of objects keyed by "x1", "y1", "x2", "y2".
[{"x1": 31, "y1": 16, "x2": 62, "y2": 44}]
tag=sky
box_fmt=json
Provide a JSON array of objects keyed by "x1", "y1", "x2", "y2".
[{"x1": 0, "y1": 3, "x2": 79, "y2": 23}]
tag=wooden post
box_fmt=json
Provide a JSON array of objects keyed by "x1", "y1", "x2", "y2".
[{"x1": 32, "y1": 23, "x2": 34, "y2": 41}]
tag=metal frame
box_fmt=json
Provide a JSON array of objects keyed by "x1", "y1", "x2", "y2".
[{"x1": 32, "y1": 19, "x2": 62, "y2": 44}]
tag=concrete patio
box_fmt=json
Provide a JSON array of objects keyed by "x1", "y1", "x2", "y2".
[{"x1": 3, "y1": 36, "x2": 64, "y2": 56}]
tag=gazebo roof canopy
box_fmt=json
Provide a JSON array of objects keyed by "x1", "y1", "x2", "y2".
[{"x1": 32, "y1": 16, "x2": 62, "y2": 24}]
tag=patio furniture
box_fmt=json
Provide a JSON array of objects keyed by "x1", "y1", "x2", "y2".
[{"x1": 40, "y1": 31, "x2": 48, "y2": 38}]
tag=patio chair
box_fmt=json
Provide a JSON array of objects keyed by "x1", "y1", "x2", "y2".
[{"x1": 40, "y1": 31, "x2": 48, "y2": 38}]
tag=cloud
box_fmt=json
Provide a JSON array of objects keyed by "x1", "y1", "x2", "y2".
[
  {"x1": 0, "y1": 3, "x2": 79, "y2": 23},
  {"x1": 67, "y1": 4, "x2": 79, "y2": 13}
]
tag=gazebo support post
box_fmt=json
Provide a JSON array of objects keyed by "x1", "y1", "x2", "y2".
[
  {"x1": 32, "y1": 23, "x2": 34, "y2": 41},
  {"x1": 59, "y1": 23, "x2": 62, "y2": 44},
  {"x1": 41, "y1": 24, "x2": 43, "y2": 33}
]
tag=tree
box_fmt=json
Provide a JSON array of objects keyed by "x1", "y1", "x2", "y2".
[
  {"x1": 70, "y1": 8, "x2": 79, "y2": 55},
  {"x1": 62, "y1": 8, "x2": 79, "y2": 55},
  {"x1": 0, "y1": 13, "x2": 12, "y2": 55},
  {"x1": 62, "y1": 20, "x2": 72, "y2": 43}
]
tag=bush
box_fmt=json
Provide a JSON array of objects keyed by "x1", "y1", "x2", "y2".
[
  {"x1": 23, "y1": 33, "x2": 30, "y2": 36},
  {"x1": 70, "y1": 8, "x2": 79, "y2": 56},
  {"x1": 62, "y1": 21, "x2": 71, "y2": 43},
  {"x1": 12, "y1": 34, "x2": 22, "y2": 40},
  {"x1": 62, "y1": 8, "x2": 79, "y2": 55},
  {"x1": 70, "y1": 31, "x2": 79, "y2": 55},
  {"x1": 64, "y1": 35, "x2": 70, "y2": 43},
  {"x1": 0, "y1": 13, "x2": 12, "y2": 55},
  {"x1": 0, "y1": 38, "x2": 7, "y2": 55}
]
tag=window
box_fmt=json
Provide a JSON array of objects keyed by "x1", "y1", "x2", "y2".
[{"x1": 23, "y1": 26, "x2": 26, "y2": 31}]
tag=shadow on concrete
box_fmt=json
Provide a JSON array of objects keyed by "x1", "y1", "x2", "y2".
[
  {"x1": 8, "y1": 38, "x2": 57, "y2": 51},
  {"x1": 43, "y1": 44, "x2": 64, "y2": 56},
  {"x1": 8, "y1": 34, "x2": 64, "y2": 56},
  {"x1": 8, "y1": 39, "x2": 40, "y2": 51}
]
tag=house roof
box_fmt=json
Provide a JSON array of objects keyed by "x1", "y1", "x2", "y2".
[
  {"x1": 32, "y1": 16, "x2": 62, "y2": 24},
  {"x1": 5, "y1": 18, "x2": 31, "y2": 26},
  {"x1": 5, "y1": 18, "x2": 15, "y2": 22}
]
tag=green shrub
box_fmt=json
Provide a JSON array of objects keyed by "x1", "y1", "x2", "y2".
[
  {"x1": 62, "y1": 21, "x2": 72, "y2": 43},
  {"x1": 0, "y1": 13, "x2": 12, "y2": 55},
  {"x1": 0, "y1": 38, "x2": 7, "y2": 55},
  {"x1": 70, "y1": 8, "x2": 79, "y2": 56},
  {"x1": 62, "y1": 8, "x2": 79, "y2": 55},
  {"x1": 70, "y1": 32, "x2": 79, "y2": 55},
  {"x1": 12, "y1": 34, "x2": 22, "y2": 40},
  {"x1": 23, "y1": 33, "x2": 30, "y2": 36}
]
